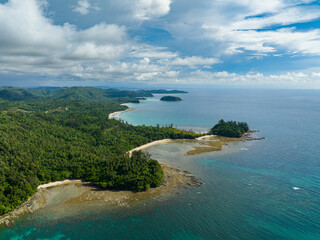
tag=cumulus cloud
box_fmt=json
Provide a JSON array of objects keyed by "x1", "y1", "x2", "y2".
[
  {"x1": 0, "y1": 0, "x2": 132, "y2": 75},
  {"x1": 73, "y1": 0, "x2": 100, "y2": 15},
  {"x1": 134, "y1": 0, "x2": 172, "y2": 20},
  {"x1": 0, "y1": 0, "x2": 201, "y2": 84},
  {"x1": 1, "y1": 0, "x2": 320, "y2": 88},
  {"x1": 166, "y1": 0, "x2": 320, "y2": 57},
  {"x1": 200, "y1": 3, "x2": 320, "y2": 55}
]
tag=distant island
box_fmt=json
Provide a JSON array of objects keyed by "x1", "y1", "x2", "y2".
[
  {"x1": 210, "y1": 119, "x2": 249, "y2": 138},
  {"x1": 160, "y1": 96, "x2": 182, "y2": 102},
  {"x1": 147, "y1": 89, "x2": 188, "y2": 94}
]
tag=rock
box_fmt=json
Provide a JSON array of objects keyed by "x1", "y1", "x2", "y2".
[{"x1": 4, "y1": 220, "x2": 10, "y2": 227}]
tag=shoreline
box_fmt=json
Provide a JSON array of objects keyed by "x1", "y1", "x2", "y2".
[
  {"x1": 0, "y1": 128, "x2": 260, "y2": 226},
  {"x1": 37, "y1": 179, "x2": 84, "y2": 189},
  {"x1": 108, "y1": 107, "x2": 136, "y2": 120},
  {"x1": 0, "y1": 135, "x2": 212, "y2": 226},
  {"x1": 127, "y1": 135, "x2": 217, "y2": 157},
  {"x1": 127, "y1": 139, "x2": 175, "y2": 157},
  {"x1": 0, "y1": 162, "x2": 201, "y2": 227},
  {"x1": 108, "y1": 103, "x2": 136, "y2": 120}
]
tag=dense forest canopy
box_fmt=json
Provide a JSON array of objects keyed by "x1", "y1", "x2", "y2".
[
  {"x1": 0, "y1": 87, "x2": 187, "y2": 102},
  {"x1": 210, "y1": 119, "x2": 249, "y2": 138},
  {"x1": 160, "y1": 96, "x2": 182, "y2": 102},
  {"x1": 0, "y1": 87, "x2": 198, "y2": 215}
]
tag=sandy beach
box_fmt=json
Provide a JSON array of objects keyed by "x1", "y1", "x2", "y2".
[
  {"x1": 37, "y1": 179, "x2": 84, "y2": 189},
  {"x1": 127, "y1": 139, "x2": 175, "y2": 157},
  {"x1": 127, "y1": 135, "x2": 220, "y2": 157},
  {"x1": 108, "y1": 107, "x2": 136, "y2": 119}
]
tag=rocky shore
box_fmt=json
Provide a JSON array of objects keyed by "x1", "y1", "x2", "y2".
[{"x1": 0, "y1": 163, "x2": 202, "y2": 227}]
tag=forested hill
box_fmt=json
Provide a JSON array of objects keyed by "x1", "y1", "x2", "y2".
[
  {"x1": 0, "y1": 87, "x2": 187, "y2": 102},
  {"x1": 0, "y1": 88, "x2": 198, "y2": 216}
]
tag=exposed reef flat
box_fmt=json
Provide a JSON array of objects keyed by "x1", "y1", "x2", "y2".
[
  {"x1": 187, "y1": 131, "x2": 264, "y2": 155},
  {"x1": 0, "y1": 163, "x2": 201, "y2": 227}
]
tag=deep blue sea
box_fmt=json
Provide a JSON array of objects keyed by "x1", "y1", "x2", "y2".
[{"x1": 1, "y1": 89, "x2": 320, "y2": 240}]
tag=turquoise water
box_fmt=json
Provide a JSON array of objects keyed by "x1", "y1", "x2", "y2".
[{"x1": 1, "y1": 89, "x2": 320, "y2": 240}]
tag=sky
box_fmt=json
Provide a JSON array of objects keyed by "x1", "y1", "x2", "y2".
[{"x1": 1, "y1": 0, "x2": 320, "y2": 88}]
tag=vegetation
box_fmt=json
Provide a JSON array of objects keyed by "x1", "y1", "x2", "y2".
[
  {"x1": 210, "y1": 119, "x2": 249, "y2": 138},
  {"x1": 160, "y1": 96, "x2": 182, "y2": 102},
  {"x1": 0, "y1": 87, "x2": 154, "y2": 102},
  {"x1": 0, "y1": 87, "x2": 187, "y2": 102},
  {"x1": 0, "y1": 87, "x2": 199, "y2": 215}
]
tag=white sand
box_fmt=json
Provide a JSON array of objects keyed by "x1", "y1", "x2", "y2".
[
  {"x1": 127, "y1": 135, "x2": 215, "y2": 157},
  {"x1": 37, "y1": 180, "x2": 83, "y2": 189},
  {"x1": 127, "y1": 139, "x2": 174, "y2": 157},
  {"x1": 108, "y1": 108, "x2": 136, "y2": 119},
  {"x1": 196, "y1": 135, "x2": 215, "y2": 140}
]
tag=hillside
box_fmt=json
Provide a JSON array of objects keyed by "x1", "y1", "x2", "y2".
[
  {"x1": 0, "y1": 87, "x2": 188, "y2": 102},
  {"x1": 0, "y1": 87, "x2": 39, "y2": 101}
]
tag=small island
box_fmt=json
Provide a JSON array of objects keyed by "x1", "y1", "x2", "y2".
[
  {"x1": 210, "y1": 119, "x2": 249, "y2": 138},
  {"x1": 160, "y1": 96, "x2": 182, "y2": 102}
]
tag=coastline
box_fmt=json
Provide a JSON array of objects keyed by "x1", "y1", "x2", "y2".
[
  {"x1": 108, "y1": 103, "x2": 136, "y2": 120},
  {"x1": 127, "y1": 135, "x2": 218, "y2": 157},
  {"x1": 108, "y1": 107, "x2": 136, "y2": 120},
  {"x1": 127, "y1": 139, "x2": 175, "y2": 157},
  {"x1": 37, "y1": 179, "x2": 84, "y2": 189},
  {"x1": 0, "y1": 135, "x2": 213, "y2": 226},
  {"x1": 0, "y1": 130, "x2": 262, "y2": 226},
  {"x1": 0, "y1": 162, "x2": 201, "y2": 227},
  {"x1": 0, "y1": 102, "x2": 261, "y2": 227}
]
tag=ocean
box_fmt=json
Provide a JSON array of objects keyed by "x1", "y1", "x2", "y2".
[{"x1": 1, "y1": 88, "x2": 320, "y2": 240}]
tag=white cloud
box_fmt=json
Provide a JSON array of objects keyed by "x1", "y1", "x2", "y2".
[
  {"x1": 170, "y1": 56, "x2": 220, "y2": 67},
  {"x1": 73, "y1": 0, "x2": 100, "y2": 15},
  {"x1": 134, "y1": 0, "x2": 172, "y2": 20},
  {"x1": 131, "y1": 46, "x2": 178, "y2": 59},
  {"x1": 1, "y1": 0, "x2": 320, "y2": 89},
  {"x1": 170, "y1": 70, "x2": 320, "y2": 88},
  {"x1": 167, "y1": 0, "x2": 320, "y2": 56},
  {"x1": 0, "y1": 0, "x2": 131, "y2": 75},
  {"x1": 0, "y1": 0, "x2": 191, "y2": 84}
]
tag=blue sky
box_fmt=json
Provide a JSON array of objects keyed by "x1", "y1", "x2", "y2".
[{"x1": 1, "y1": 0, "x2": 320, "y2": 88}]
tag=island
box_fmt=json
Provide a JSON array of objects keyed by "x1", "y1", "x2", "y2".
[
  {"x1": 146, "y1": 89, "x2": 188, "y2": 94},
  {"x1": 210, "y1": 119, "x2": 249, "y2": 138},
  {"x1": 160, "y1": 96, "x2": 182, "y2": 102}
]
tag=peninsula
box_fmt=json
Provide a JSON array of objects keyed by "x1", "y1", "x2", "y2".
[{"x1": 0, "y1": 86, "x2": 199, "y2": 217}]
